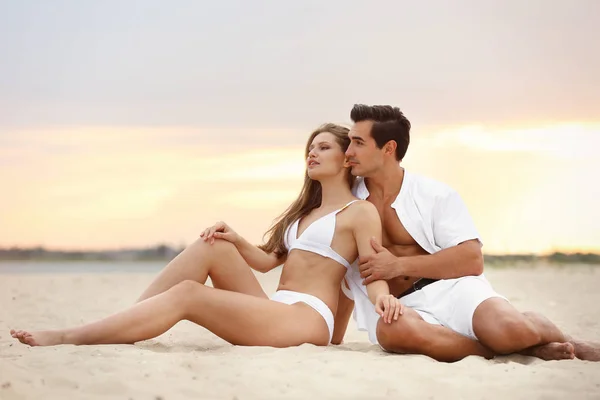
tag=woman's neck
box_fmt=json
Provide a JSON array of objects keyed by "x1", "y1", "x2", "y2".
[{"x1": 318, "y1": 178, "x2": 354, "y2": 208}]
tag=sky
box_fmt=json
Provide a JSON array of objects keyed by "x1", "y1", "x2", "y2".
[{"x1": 1, "y1": 1, "x2": 599, "y2": 254}]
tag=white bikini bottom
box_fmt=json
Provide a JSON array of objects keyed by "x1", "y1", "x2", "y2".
[{"x1": 270, "y1": 290, "x2": 334, "y2": 343}]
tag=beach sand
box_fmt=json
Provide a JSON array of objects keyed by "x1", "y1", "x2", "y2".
[{"x1": 1, "y1": 265, "x2": 599, "y2": 399}]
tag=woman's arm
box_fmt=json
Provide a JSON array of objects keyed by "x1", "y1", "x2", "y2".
[
  {"x1": 352, "y1": 202, "x2": 403, "y2": 323},
  {"x1": 234, "y1": 236, "x2": 286, "y2": 273},
  {"x1": 352, "y1": 203, "x2": 390, "y2": 301},
  {"x1": 201, "y1": 221, "x2": 285, "y2": 273},
  {"x1": 330, "y1": 280, "x2": 354, "y2": 345}
]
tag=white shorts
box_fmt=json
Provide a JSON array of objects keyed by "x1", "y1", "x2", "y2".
[
  {"x1": 270, "y1": 290, "x2": 334, "y2": 343},
  {"x1": 399, "y1": 275, "x2": 508, "y2": 340}
]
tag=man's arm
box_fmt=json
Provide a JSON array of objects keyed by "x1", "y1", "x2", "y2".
[
  {"x1": 393, "y1": 239, "x2": 483, "y2": 279},
  {"x1": 360, "y1": 239, "x2": 483, "y2": 284},
  {"x1": 420, "y1": 187, "x2": 484, "y2": 278},
  {"x1": 362, "y1": 186, "x2": 483, "y2": 282}
]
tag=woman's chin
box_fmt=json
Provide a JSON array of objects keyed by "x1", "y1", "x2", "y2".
[
  {"x1": 307, "y1": 170, "x2": 328, "y2": 181},
  {"x1": 307, "y1": 171, "x2": 320, "y2": 180}
]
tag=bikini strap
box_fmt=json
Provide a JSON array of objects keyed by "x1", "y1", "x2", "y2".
[{"x1": 335, "y1": 199, "x2": 360, "y2": 214}]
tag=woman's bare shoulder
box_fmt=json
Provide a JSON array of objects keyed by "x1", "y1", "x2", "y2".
[
  {"x1": 349, "y1": 199, "x2": 377, "y2": 211},
  {"x1": 345, "y1": 200, "x2": 379, "y2": 219}
]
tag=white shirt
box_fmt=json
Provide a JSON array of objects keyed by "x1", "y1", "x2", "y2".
[{"x1": 344, "y1": 170, "x2": 482, "y2": 344}]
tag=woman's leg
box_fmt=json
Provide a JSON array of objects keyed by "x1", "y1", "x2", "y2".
[
  {"x1": 137, "y1": 238, "x2": 266, "y2": 302},
  {"x1": 11, "y1": 280, "x2": 329, "y2": 348}
]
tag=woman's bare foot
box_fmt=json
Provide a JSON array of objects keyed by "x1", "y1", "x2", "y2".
[
  {"x1": 570, "y1": 339, "x2": 600, "y2": 361},
  {"x1": 10, "y1": 329, "x2": 65, "y2": 347},
  {"x1": 527, "y1": 342, "x2": 575, "y2": 360}
]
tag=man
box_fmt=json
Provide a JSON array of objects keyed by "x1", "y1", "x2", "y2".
[{"x1": 332, "y1": 104, "x2": 599, "y2": 362}]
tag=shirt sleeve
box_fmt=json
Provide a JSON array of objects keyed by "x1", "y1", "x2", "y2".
[{"x1": 432, "y1": 189, "x2": 482, "y2": 249}]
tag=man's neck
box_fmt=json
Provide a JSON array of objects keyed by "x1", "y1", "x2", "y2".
[{"x1": 365, "y1": 164, "x2": 405, "y2": 200}]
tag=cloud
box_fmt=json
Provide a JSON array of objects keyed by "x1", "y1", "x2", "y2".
[
  {"x1": 421, "y1": 123, "x2": 600, "y2": 159},
  {"x1": 1, "y1": 1, "x2": 599, "y2": 128},
  {"x1": 221, "y1": 189, "x2": 301, "y2": 210},
  {"x1": 1, "y1": 122, "x2": 599, "y2": 253}
]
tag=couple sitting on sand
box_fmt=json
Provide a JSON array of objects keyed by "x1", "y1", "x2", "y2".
[{"x1": 11, "y1": 104, "x2": 599, "y2": 362}]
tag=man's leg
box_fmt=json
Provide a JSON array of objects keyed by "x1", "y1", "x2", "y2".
[
  {"x1": 378, "y1": 275, "x2": 581, "y2": 362},
  {"x1": 473, "y1": 299, "x2": 599, "y2": 361},
  {"x1": 376, "y1": 306, "x2": 577, "y2": 362},
  {"x1": 441, "y1": 276, "x2": 578, "y2": 361},
  {"x1": 523, "y1": 312, "x2": 600, "y2": 361},
  {"x1": 376, "y1": 307, "x2": 494, "y2": 363}
]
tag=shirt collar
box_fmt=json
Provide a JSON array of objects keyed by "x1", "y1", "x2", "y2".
[{"x1": 355, "y1": 177, "x2": 369, "y2": 200}]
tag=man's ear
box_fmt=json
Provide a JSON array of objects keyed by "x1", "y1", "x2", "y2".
[{"x1": 385, "y1": 140, "x2": 397, "y2": 157}]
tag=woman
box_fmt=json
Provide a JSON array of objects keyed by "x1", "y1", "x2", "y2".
[{"x1": 11, "y1": 123, "x2": 403, "y2": 348}]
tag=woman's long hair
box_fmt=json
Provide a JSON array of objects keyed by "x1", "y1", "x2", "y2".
[{"x1": 259, "y1": 123, "x2": 353, "y2": 257}]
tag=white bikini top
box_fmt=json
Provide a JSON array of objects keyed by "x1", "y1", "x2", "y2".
[{"x1": 283, "y1": 200, "x2": 359, "y2": 269}]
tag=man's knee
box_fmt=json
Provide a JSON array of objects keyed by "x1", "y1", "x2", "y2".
[
  {"x1": 376, "y1": 317, "x2": 423, "y2": 354},
  {"x1": 474, "y1": 299, "x2": 543, "y2": 354},
  {"x1": 376, "y1": 318, "x2": 396, "y2": 351},
  {"x1": 482, "y1": 313, "x2": 541, "y2": 354}
]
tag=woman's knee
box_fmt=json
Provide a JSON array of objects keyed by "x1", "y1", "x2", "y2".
[
  {"x1": 189, "y1": 237, "x2": 237, "y2": 261},
  {"x1": 169, "y1": 280, "x2": 205, "y2": 310}
]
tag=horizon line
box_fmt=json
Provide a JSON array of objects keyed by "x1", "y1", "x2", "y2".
[{"x1": 2, "y1": 244, "x2": 599, "y2": 257}]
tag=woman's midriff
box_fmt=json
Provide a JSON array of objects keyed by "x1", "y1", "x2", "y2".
[{"x1": 276, "y1": 251, "x2": 348, "y2": 315}]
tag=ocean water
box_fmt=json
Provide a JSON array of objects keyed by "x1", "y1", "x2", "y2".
[{"x1": 0, "y1": 260, "x2": 166, "y2": 274}]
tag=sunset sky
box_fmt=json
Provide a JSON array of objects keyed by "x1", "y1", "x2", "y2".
[{"x1": 1, "y1": 1, "x2": 599, "y2": 254}]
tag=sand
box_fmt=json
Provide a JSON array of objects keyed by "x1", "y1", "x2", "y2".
[{"x1": 1, "y1": 265, "x2": 600, "y2": 400}]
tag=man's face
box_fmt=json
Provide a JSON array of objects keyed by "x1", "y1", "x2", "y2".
[{"x1": 345, "y1": 120, "x2": 384, "y2": 177}]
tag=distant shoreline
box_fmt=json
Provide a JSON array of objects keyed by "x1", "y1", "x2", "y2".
[
  {"x1": 1, "y1": 245, "x2": 599, "y2": 265},
  {"x1": 0, "y1": 244, "x2": 184, "y2": 263},
  {"x1": 484, "y1": 253, "x2": 600, "y2": 266}
]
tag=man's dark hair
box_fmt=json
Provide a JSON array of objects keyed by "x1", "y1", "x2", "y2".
[{"x1": 350, "y1": 104, "x2": 411, "y2": 161}]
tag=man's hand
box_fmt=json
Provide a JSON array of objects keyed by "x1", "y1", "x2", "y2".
[
  {"x1": 375, "y1": 294, "x2": 404, "y2": 324},
  {"x1": 359, "y1": 237, "x2": 400, "y2": 284}
]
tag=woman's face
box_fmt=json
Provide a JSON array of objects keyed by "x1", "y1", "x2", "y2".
[{"x1": 306, "y1": 132, "x2": 347, "y2": 181}]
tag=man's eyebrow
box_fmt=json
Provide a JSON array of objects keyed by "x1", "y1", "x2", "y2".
[{"x1": 350, "y1": 135, "x2": 365, "y2": 142}]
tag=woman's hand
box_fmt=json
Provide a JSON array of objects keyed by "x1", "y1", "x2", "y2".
[
  {"x1": 200, "y1": 221, "x2": 240, "y2": 245},
  {"x1": 375, "y1": 294, "x2": 404, "y2": 324}
]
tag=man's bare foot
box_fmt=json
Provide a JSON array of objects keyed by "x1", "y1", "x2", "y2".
[
  {"x1": 527, "y1": 342, "x2": 575, "y2": 360},
  {"x1": 10, "y1": 329, "x2": 65, "y2": 347},
  {"x1": 569, "y1": 339, "x2": 600, "y2": 361}
]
